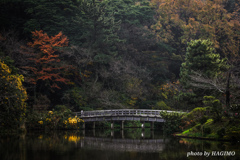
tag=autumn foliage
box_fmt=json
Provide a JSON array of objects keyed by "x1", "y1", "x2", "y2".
[
  {"x1": 151, "y1": 0, "x2": 240, "y2": 57},
  {"x1": 0, "y1": 60, "x2": 27, "y2": 129},
  {"x1": 23, "y1": 30, "x2": 70, "y2": 89}
]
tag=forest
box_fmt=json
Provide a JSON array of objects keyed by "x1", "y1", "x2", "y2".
[{"x1": 0, "y1": 0, "x2": 239, "y2": 134}]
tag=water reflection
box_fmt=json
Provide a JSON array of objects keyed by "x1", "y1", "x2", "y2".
[{"x1": 0, "y1": 129, "x2": 239, "y2": 160}]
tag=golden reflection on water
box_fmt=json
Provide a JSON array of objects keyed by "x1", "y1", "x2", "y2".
[
  {"x1": 37, "y1": 132, "x2": 83, "y2": 143},
  {"x1": 64, "y1": 134, "x2": 83, "y2": 143},
  {"x1": 38, "y1": 135, "x2": 43, "y2": 139}
]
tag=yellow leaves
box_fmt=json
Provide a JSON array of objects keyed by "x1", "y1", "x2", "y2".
[
  {"x1": 38, "y1": 135, "x2": 43, "y2": 139},
  {"x1": 46, "y1": 118, "x2": 51, "y2": 122},
  {"x1": 0, "y1": 60, "x2": 11, "y2": 74},
  {"x1": 66, "y1": 135, "x2": 81, "y2": 143},
  {"x1": 131, "y1": 97, "x2": 138, "y2": 101},
  {"x1": 162, "y1": 92, "x2": 168, "y2": 99},
  {"x1": 0, "y1": 59, "x2": 27, "y2": 114},
  {"x1": 159, "y1": 80, "x2": 181, "y2": 99},
  {"x1": 38, "y1": 121, "x2": 43, "y2": 125},
  {"x1": 67, "y1": 81, "x2": 75, "y2": 85},
  {"x1": 68, "y1": 117, "x2": 77, "y2": 124},
  {"x1": 81, "y1": 70, "x2": 92, "y2": 78},
  {"x1": 63, "y1": 116, "x2": 84, "y2": 126}
]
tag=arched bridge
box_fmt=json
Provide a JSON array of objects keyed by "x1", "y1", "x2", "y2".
[{"x1": 74, "y1": 109, "x2": 185, "y2": 129}]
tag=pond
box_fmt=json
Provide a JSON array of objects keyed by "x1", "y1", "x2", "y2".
[{"x1": 1, "y1": 129, "x2": 239, "y2": 160}]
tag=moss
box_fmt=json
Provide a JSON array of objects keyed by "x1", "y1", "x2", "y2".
[
  {"x1": 204, "y1": 119, "x2": 213, "y2": 125},
  {"x1": 177, "y1": 118, "x2": 240, "y2": 141}
]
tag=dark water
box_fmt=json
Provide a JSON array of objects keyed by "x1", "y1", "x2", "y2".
[{"x1": 0, "y1": 129, "x2": 239, "y2": 160}]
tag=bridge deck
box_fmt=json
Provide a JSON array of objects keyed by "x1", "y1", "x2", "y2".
[{"x1": 74, "y1": 109, "x2": 185, "y2": 123}]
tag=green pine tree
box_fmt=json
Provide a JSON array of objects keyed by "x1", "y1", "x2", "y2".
[{"x1": 180, "y1": 39, "x2": 227, "y2": 89}]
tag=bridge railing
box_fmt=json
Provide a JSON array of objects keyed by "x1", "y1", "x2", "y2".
[{"x1": 75, "y1": 109, "x2": 183, "y2": 118}]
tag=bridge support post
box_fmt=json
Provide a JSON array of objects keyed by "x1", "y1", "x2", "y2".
[
  {"x1": 121, "y1": 130, "x2": 125, "y2": 139},
  {"x1": 111, "y1": 122, "x2": 114, "y2": 130},
  {"x1": 111, "y1": 130, "x2": 114, "y2": 138},
  {"x1": 121, "y1": 121, "x2": 124, "y2": 130},
  {"x1": 141, "y1": 130, "x2": 145, "y2": 139},
  {"x1": 151, "y1": 122, "x2": 154, "y2": 130},
  {"x1": 92, "y1": 122, "x2": 95, "y2": 129},
  {"x1": 141, "y1": 122, "x2": 145, "y2": 130},
  {"x1": 82, "y1": 122, "x2": 85, "y2": 130}
]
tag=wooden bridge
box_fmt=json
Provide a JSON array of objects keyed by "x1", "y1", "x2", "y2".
[{"x1": 74, "y1": 109, "x2": 185, "y2": 129}]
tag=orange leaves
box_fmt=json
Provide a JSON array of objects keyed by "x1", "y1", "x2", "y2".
[
  {"x1": 81, "y1": 70, "x2": 92, "y2": 78},
  {"x1": 159, "y1": 80, "x2": 185, "y2": 99},
  {"x1": 151, "y1": 0, "x2": 240, "y2": 57},
  {"x1": 28, "y1": 30, "x2": 68, "y2": 56},
  {"x1": 22, "y1": 30, "x2": 70, "y2": 89},
  {"x1": 51, "y1": 83, "x2": 61, "y2": 89}
]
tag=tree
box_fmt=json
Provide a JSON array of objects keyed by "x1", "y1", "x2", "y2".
[
  {"x1": 180, "y1": 39, "x2": 227, "y2": 88},
  {"x1": 185, "y1": 61, "x2": 240, "y2": 109},
  {"x1": 22, "y1": 30, "x2": 70, "y2": 104},
  {"x1": 74, "y1": 0, "x2": 121, "y2": 60},
  {"x1": 24, "y1": 0, "x2": 80, "y2": 40},
  {"x1": 0, "y1": 59, "x2": 27, "y2": 130},
  {"x1": 150, "y1": 0, "x2": 240, "y2": 57},
  {"x1": 203, "y1": 96, "x2": 222, "y2": 120},
  {"x1": 180, "y1": 39, "x2": 229, "y2": 107}
]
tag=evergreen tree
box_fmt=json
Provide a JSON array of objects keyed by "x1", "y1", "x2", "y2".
[
  {"x1": 24, "y1": 0, "x2": 80, "y2": 41},
  {"x1": 74, "y1": 0, "x2": 121, "y2": 63},
  {"x1": 0, "y1": 0, "x2": 28, "y2": 36},
  {"x1": 180, "y1": 39, "x2": 227, "y2": 89}
]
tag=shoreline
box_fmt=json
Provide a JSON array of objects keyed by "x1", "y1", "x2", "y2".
[{"x1": 173, "y1": 134, "x2": 232, "y2": 142}]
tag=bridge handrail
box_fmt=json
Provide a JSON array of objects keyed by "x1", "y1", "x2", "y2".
[{"x1": 74, "y1": 109, "x2": 185, "y2": 118}]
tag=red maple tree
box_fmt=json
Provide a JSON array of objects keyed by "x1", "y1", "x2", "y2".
[{"x1": 23, "y1": 30, "x2": 70, "y2": 89}]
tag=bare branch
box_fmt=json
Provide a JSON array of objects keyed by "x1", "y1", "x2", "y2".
[{"x1": 188, "y1": 70, "x2": 226, "y2": 93}]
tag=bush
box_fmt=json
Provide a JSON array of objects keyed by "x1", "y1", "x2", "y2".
[
  {"x1": 26, "y1": 108, "x2": 84, "y2": 130},
  {"x1": 0, "y1": 59, "x2": 27, "y2": 131},
  {"x1": 155, "y1": 101, "x2": 172, "y2": 110},
  {"x1": 184, "y1": 107, "x2": 207, "y2": 121},
  {"x1": 160, "y1": 111, "x2": 185, "y2": 134}
]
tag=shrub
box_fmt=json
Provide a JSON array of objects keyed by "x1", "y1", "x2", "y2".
[
  {"x1": 160, "y1": 111, "x2": 185, "y2": 134},
  {"x1": 26, "y1": 108, "x2": 84, "y2": 130},
  {"x1": 0, "y1": 59, "x2": 27, "y2": 131},
  {"x1": 184, "y1": 107, "x2": 207, "y2": 121},
  {"x1": 155, "y1": 101, "x2": 172, "y2": 110}
]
